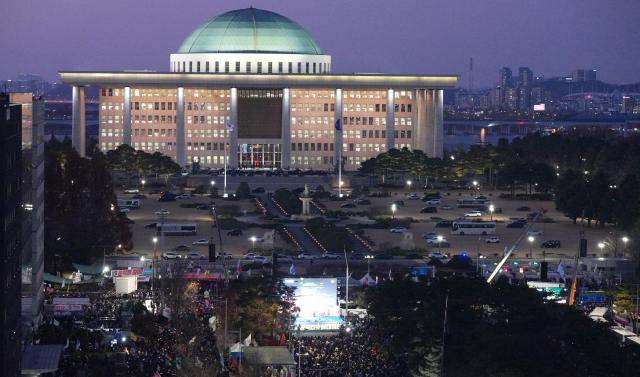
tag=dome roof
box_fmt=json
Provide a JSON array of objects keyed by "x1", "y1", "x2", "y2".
[{"x1": 177, "y1": 8, "x2": 323, "y2": 55}]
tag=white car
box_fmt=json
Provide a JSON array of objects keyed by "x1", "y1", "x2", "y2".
[
  {"x1": 192, "y1": 239, "x2": 209, "y2": 245},
  {"x1": 242, "y1": 253, "x2": 257, "y2": 260},
  {"x1": 527, "y1": 229, "x2": 544, "y2": 236},
  {"x1": 186, "y1": 252, "x2": 205, "y2": 260},
  {"x1": 118, "y1": 207, "x2": 131, "y2": 213},
  {"x1": 426, "y1": 237, "x2": 447, "y2": 245},
  {"x1": 425, "y1": 199, "x2": 441, "y2": 205},
  {"x1": 124, "y1": 188, "x2": 139, "y2": 194},
  {"x1": 155, "y1": 209, "x2": 170, "y2": 216},
  {"x1": 176, "y1": 194, "x2": 192, "y2": 199},
  {"x1": 464, "y1": 210, "x2": 482, "y2": 217},
  {"x1": 253, "y1": 256, "x2": 271, "y2": 264},
  {"x1": 162, "y1": 251, "x2": 180, "y2": 259},
  {"x1": 248, "y1": 236, "x2": 265, "y2": 243},
  {"x1": 485, "y1": 236, "x2": 500, "y2": 243},
  {"x1": 390, "y1": 227, "x2": 408, "y2": 233},
  {"x1": 322, "y1": 252, "x2": 342, "y2": 259},
  {"x1": 297, "y1": 253, "x2": 316, "y2": 260},
  {"x1": 422, "y1": 232, "x2": 437, "y2": 240},
  {"x1": 428, "y1": 252, "x2": 447, "y2": 260},
  {"x1": 274, "y1": 254, "x2": 293, "y2": 263},
  {"x1": 407, "y1": 193, "x2": 420, "y2": 200}
]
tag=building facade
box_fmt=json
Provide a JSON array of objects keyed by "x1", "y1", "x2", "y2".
[
  {"x1": 1, "y1": 94, "x2": 23, "y2": 376},
  {"x1": 60, "y1": 7, "x2": 457, "y2": 170}
]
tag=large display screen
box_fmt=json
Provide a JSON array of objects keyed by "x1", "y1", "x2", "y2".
[
  {"x1": 237, "y1": 89, "x2": 282, "y2": 139},
  {"x1": 284, "y1": 277, "x2": 343, "y2": 331}
]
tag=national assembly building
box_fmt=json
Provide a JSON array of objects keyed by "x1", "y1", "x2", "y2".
[{"x1": 60, "y1": 7, "x2": 457, "y2": 170}]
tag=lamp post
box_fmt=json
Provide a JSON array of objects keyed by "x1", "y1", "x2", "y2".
[
  {"x1": 622, "y1": 237, "x2": 630, "y2": 256},
  {"x1": 152, "y1": 237, "x2": 158, "y2": 310},
  {"x1": 406, "y1": 180, "x2": 412, "y2": 191},
  {"x1": 250, "y1": 236, "x2": 257, "y2": 252},
  {"x1": 472, "y1": 180, "x2": 479, "y2": 190},
  {"x1": 489, "y1": 204, "x2": 495, "y2": 221},
  {"x1": 598, "y1": 242, "x2": 605, "y2": 255},
  {"x1": 342, "y1": 248, "x2": 349, "y2": 318},
  {"x1": 437, "y1": 235, "x2": 444, "y2": 254},
  {"x1": 365, "y1": 254, "x2": 373, "y2": 275},
  {"x1": 391, "y1": 203, "x2": 397, "y2": 219},
  {"x1": 339, "y1": 180, "x2": 344, "y2": 198},
  {"x1": 141, "y1": 179, "x2": 146, "y2": 192},
  {"x1": 528, "y1": 236, "x2": 534, "y2": 258},
  {"x1": 210, "y1": 179, "x2": 215, "y2": 195}
]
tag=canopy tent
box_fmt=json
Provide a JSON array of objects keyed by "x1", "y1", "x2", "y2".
[
  {"x1": 72, "y1": 262, "x2": 104, "y2": 275},
  {"x1": 21, "y1": 344, "x2": 64, "y2": 375},
  {"x1": 242, "y1": 346, "x2": 296, "y2": 366},
  {"x1": 43, "y1": 273, "x2": 72, "y2": 285}
]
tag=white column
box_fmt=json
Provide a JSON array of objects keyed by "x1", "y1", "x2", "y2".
[
  {"x1": 433, "y1": 89, "x2": 444, "y2": 158},
  {"x1": 229, "y1": 87, "x2": 239, "y2": 168},
  {"x1": 71, "y1": 86, "x2": 86, "y2": 157},
  {"x1": 123, "y1": 86, "x2": 132, "y2": 146},
  {"x1": 425, "y1": 90, "x2": 435, "y2": 157},
  {"x1": 413, "y1": 89, "x2": 427, "y2": 152},
  {"x1": 386, "y1": 88, "x2": 395, "y2": 151},
  {"x1": 176, "y1": 87, "x2": 185, "y2": 166},
  {"x1": 333, "y1": 88, "x2": 343, "y2": 173},
  {"x1": 281, "y1": 88, "x2": 291, "y2": 169}
]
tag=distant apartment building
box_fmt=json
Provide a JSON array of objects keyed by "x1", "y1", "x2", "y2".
[
  {"x1": 518, "y1": 67, "x2": 533, "y2": 88},
  {"x1": 571, "y1": 69, "x2": 597, "y2": 82},
  {"x1": 621, "y1": 95, "x2": 636, "y2": 114},
  {"x1": 1, "y1": 93, "x2": 23, "y2": 376},
  {"x1": 9, "y1": 93, "x2": 46, "y2": 336}
]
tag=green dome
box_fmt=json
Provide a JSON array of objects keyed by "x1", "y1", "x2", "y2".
[{"x1": 177, "y1": 8, "x2": 323, "y2": 55}]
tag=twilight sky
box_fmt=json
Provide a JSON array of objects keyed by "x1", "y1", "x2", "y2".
[{"x1": 1, "y1": 0, "x2": 639, "y2": 87}]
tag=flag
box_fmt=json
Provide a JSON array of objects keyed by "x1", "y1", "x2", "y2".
[
  {"x1": 243, "y1": 334, "x2": 252, "y2": 347},
  {"x1": 64, "y1": 338, "x2": 69, "y2": 349},
  {"x1": 334, "y1": 118, "x2": 342, "y2": 131},
  {"x1": 289, "y1": 263, "x2": 296, "y2": 276},
  {"x1": 388, "y1": 268, "x2": 393, "y2": 281},
  {"x1": 279, "y1": 333, "x2": 287, "y2": 346},
  {"x1": 557, "y1": 259, "x2": 566, "y2": 282},
  {"x1": 225, "y1": 120, "x2": 234, "y2": 132},
  {"x1": 235, "y1": 259, "x2": 242, "y2": 274},
  {"x1": 61, "y1": 279, "x2": 66, "y2": 288}
]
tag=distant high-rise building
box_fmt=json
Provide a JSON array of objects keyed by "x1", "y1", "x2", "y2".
[
  {"x1": 504, "y1": 87, "x2": 520, "y2": 110},
  {"x1": 518, "y1": 87, "x2": 532, "y2": 110},
  {"x1": 571, "y1": 69, "x2": 597, "y2": 82},
  {"x1": 499, "y1": 67, "x2": 513, "y2": 89},
  {"x1": 10, "y1": 93, "x2": 45, "y2": 337},
  {"x1": 531, "y1": 87, "x2": 545, "y2": 105},
  {"x1": 518, "y1": 67, "x2": 533, "y2": 88},
  {"x1": 622, "y1": 96, "x2": 635, "y2": 114},
  {"x1": 1, "y1": 93, "x2": 23, "y2": 376}
]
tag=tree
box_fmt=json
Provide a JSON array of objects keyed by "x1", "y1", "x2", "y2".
[
  {"x1": 555, "y1": 170, "x2": 588, "y2": 224},
  {"x1": 235, "y1": 181, "x2": 251, "y2": 198}
]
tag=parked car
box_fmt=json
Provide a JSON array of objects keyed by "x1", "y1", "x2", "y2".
[
  {"x1": 248, "y1": 236, "x2": 265, "y2": 243},
  {"x1": 464, "y1": 210, "x2": 482, "y2": 217},
  {"x1": 227, "y1": 229, "x2": 243, "y2": 236},
  {"x1": 527, "y1": 229, "x2": 544, "y2": 236},
  {"x1": 374, "y1": 253, "x2": 393, "y2": 260},
  {"x1": 196, "y1": 204, "x2": 210, "y2": 210},
  {"x1": 340, "y1": 202, "x2": 356, "y2": 208},
  {"x1": 162, "y1": 251, "x2": 180, "y2": 259},
  {"x1": 426, "y1": 237, "x2": 448, "y2": 245},
  {"x1": 242, "y1": 253, "x2": 257, "y2": 260},
  {"x1": 390, "y1": 227, "x2": 408, "y2": 233},
  {"x1": 252, "y1": 187, "x2": 266, "y2": 194},
  {"x1": 428, "y1": 252, "x2": 448, "y2": 260},
  {"x1": 322, "y1": 252, "x2": 341, "y2": 259},
  {"x1": 422, "y1": 232, "x2": 437, "y2": 240},
  {"x1": 132, "y1": 194, "x2": 147, "y2": 199},
  {"x1": 124, "y1": 188, "x2": 139, "y2": 194},
  {"x1": 516, "y1": 206, "x2": 531, "y2": 211},
  {"x1": 485, "y1": 236, "x2": 500, "y2": 243},
  {"x1": 439, "y1": 205, "x2": 454, "y2": 210},
  {"x1": 118, "y1": 207, "x2": 131, "y2": 213},
  {"x1": 273, "y1": 254, "x2": 293, "y2": 263},
  {"x1": 192, "y1": 239, "x2": 209, "y2": 245},
  {"x1": 155, "y1": 209, "x2": 170, "y2": 216},
  {"x1": 176, "y1": 194, "x2": 192, "y2": 200},
  {"x1": 172, "y1": 245, "x2": 190, "y2": 252},
  {"x1": 420, "y1": 206, "x2": 438, "y2": 213},
  {"x1": 144, "y1": 222, "x2": 158, "y2": 229},
  {"x1": 186, "y1": 252, "x2": 205, "y2": 260},
  {"x1": 218, "y1": 252, "x2": 233, "y2": 260},
  {"x1": 435, "y1": 220, "x2": 452, "y2": 228},
  {"x1": 407, "y1": 193, "x2": 421, "y2": 200},
  {"x1": 354, "y1": 198, "x2": 371, "y2": 205},
  {"x1": 506, "y1": 220, "x2": 526, "y2": 228},
  {"x1": 425, "y1": 199, "x2": 441, "y2": 205},
  {"x1": 297, "y1": 253, "x2": 317, "y2": 260},
  {"x1": 253, "y1": 256, "x2": 270, "y2": 264},
  {"x1": 541, "y1": 240, "x2": 561, "y2": 248}
]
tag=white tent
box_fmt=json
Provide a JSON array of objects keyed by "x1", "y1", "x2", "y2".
[{"x1": 359, "y1": 273, "x2": 377, "y2": 286}]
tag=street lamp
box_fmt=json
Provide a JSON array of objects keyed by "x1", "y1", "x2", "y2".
[
  {"x1": 140, "y1": 256, "x2": 145, "y2": 262},
  {"x1": 472, "y1": 180, "x2": 479, "y2": 190},
  {"x1": 250, "y1": 236, "x2": 257, "y2": 252},
  {"x1": 339, "y1": 180, "x2": 344, "y2": 198},
  {"x1": 598, "y1": 242, "x2": 605, "y2": 254},
  {"x1": 365, "y1": 254, "x2": 374, "y2": 275},
  {"x1": 406, "y1": 180, "x2": 412, "y2": 190},
  {"x1": 527, "y1": 236, "x2": 534, "y2": 258},
  {"x1": 141, "y1": 179, "x2": 146, "y2": 191},
  {"x1": 436, "y1": 235, "x2": 444, "y2": 253},
  {"x1": 489, "y1": 204, "x2": 495, "y2": 221},
  {"x1": 391, "y1": 203, "x2": 397, "y2": 219}
]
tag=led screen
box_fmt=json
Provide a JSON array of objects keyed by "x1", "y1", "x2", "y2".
[{"x1": 284, "y1": 277, "x2": 343, "y2": 331}]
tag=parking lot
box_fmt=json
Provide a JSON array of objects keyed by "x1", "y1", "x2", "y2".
[{"x1": 318, "y1": 189, "x2": 620, "y2": 260}]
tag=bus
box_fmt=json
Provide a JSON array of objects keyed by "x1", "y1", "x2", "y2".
[
  {"x1": 456, "y1": 198, "x2": 490, "y2": 208},
  {"x1": 117, "y1": 198, "x2": 141, "y2": 209},
  {"x1": 156, "y1": 223, "x2": 197, "y2": 236},
  {"x1": 451, "y1": 221, "x2": 496, "y2": 235}
]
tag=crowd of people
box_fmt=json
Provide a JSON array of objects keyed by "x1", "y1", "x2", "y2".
[{"x1": 290, "y1": 318, "x2": 408, "y2": 377}]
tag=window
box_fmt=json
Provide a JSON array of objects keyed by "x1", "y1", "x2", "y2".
[
  {"x1": 197, "y1": 62, "x2": 201, "y2": 72},
  {"x1": 361, "y1": 130, "x2": 367, "y2": 138},
  {"x1": 401, "y1": 104, "x2": 405, "y2": 112},
  {"x1": 349, "y1": 143, "x2": 354, "y2": 152},
  {"x1": 394, "y1": 104, "x2": 399, "y2": 112},
  {"x1": 407, "y1": 104, "x2": 412, "y2": 112},
  {"x1": 189, "y1": 61, "x2": 193, "y2": 72},
  {"x1": 235, "y1": 61, "x2": 240, "y2": 72},
  {"x1": 108, "y1": 88, "x2": 113, "y2": 96},
  {"x1": 382, "y1": 104, "x2": 387, "y2": 112},
  {"x1": 206, "y1": 61, "x2": 209, "y2": 72},
  {"x1": 291, "y1": 143, "x2": 296, "y2": 151},
  {"x1": 182, "y1": 62, "x2": 185, "y2": 72},
  {"x1": 313, "y1": 63, "x2": 316, "y2": 73},
  {"x1": 246, "y1": 61, "x2": 251, "y2": 72},
  {"x1": 288, "y1": 62, "x2": 292, "y2": 73},
  {"x1": 257, "y1": 62, "x2": 262, "y2": 73},
  {"x1": 407, "y1": 130, "x2": 412, "y2": 138},
  {"x1": 305, "y1": 62, "x2": 309, "y2": 73},
  {"x1": 297, "y1": 62, "x2": 302, "y2": 73},
  {"x1": 268, "y1": 62, "x2": 272, "y2": 73},
  {"x1": 215, "y1": 61, "x2": 219, "y2": 73},
  {"x1": 224, "y1": 61, "x2": 229, "y2": 73},
  {"x1": 278, "y1": 62, "x2": 283, "y2": 73}
]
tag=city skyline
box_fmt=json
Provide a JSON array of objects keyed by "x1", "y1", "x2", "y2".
[{"x1": 2, "y1": 0, "x2": 639, "y2": 86}]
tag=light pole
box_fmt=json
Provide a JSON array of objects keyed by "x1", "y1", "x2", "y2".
[
  {"x1": 489, "y1": 204, "x2": 495, "y2": 221},
  {"x1": 141, "y1": 179, "x2": 146, "y2": 192},
  {"x1": 210, "y1": 179, "x2": 215, "y2": 195},
  {"x1": 598, "y1": 242, "x2": 605, "y2": 255},
  {"x1": 152, "y1": 237, "x2": 158, "y2": 310},
  {"x1": 342, "y1": 248, "x2": 349, "y2": 318},
  {"x1": 622, "y1": 236, "x2": 630, "y2": 256},
  {"x1": 472, "y1": 180, "x2": 479, "y2": 191},
  {"x1": 406, "y1": 180, "x2": 412, "y2": 191},
  {"x1": 436, "y1": 235, "x2": 444, "y2": 254},
  {"x1": 250, "y1": 236, "x2": 257, "y2": 252},
  {"x1": 391, "y1": 203, "x2": 397, "y2": 219},
  {"x1": 365, "y1": 254, "x2": 373, "y2": 275},
  {"x1": 528, "y1": 236, "x2": 534, "y2": 258},
  {"x1": 339, "y1": 180, "x2": 344, "y2": 198}
]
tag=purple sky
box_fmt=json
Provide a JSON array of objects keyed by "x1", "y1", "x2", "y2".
[{"x1": 2, "y1": 0, "x2": 639, "y2": 87}]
